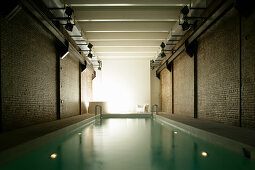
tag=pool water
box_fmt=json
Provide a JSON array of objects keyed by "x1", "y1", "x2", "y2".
[{"x1": 1, "y1": 118, "x2": 255, "y2": 170}]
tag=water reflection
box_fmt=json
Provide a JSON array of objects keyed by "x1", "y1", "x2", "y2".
[{"x1": 1, "y1": 119, "x2": 255, "y2": 170}]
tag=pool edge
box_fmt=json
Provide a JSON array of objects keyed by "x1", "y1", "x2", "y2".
[
  {"x1": 0, "y1": 115, "x2": 98, "y2": 166},
  {"x1": 155, "y1": 114, "x2": 255, "y2": 161}
]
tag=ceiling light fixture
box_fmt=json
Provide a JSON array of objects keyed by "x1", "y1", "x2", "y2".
[
  {"x1": 181, "y1": 5, "x2": 190, "y2": 16},
  {"x1": 88, "y1": 43, "x2": 93, "y2": 49},
  {"x1": 160, "y1": 42, "x2": 166, "y2": 49},
  {"x1": 182, "y1": 20, "x2": 191, "y2": 31},
  {"x1": 65, "y1": 20, "x2": 73, "y2": 32},
  {"x1": 88, "y1": 52, "x2": 93, "y2": 58},
  {"x1": 65, "y1": 6, "x2": 74, "y2": 17},
  {"x1": 161, "y1": 52, "x2": 166, "y2": 58}
]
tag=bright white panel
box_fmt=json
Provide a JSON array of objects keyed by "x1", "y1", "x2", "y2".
[{"x1": 93, "y1": 59, "x2": 150, "y2": 113}]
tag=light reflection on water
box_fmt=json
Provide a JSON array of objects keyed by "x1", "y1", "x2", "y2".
[{"x1": 1, "y1": 118, "x2": 255, "y2": 170}]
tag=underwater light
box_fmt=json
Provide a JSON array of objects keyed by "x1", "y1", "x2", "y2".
[
  {"x1": 50, "y1": 153, "x2": 57, "y2": 159},
  {"x1": 201, "y1": 152, "x2": 208, "y2": 157}
]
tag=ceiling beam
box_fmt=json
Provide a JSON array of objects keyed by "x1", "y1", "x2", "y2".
[
  {"x1": 93, "y1": 47, "x2": 159, "y2": 52},
  {"x1": 89, "y1": 41, "x2": 163, "y2": 46},
  {"x1": 95, "y1": 52, "x2": 156, "y2": 56},
  {"x1": 65, "y1": 0, "x2": 189, "y2": 7},
  {"x1": 85, "y1": 32, "x2": 168, "y2": 40},
  {"x1": 77, "y1": 19, "x2": 178, "y2": 22},
  {"x1": 74, "y1": 9, "x2": 180, "y2": 21},
  {"x1": 78, "y1": 22, "x2": 175, "y2": 32}
]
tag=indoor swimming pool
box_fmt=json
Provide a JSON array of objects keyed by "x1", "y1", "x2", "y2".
[{"x1": 0, "y1": 117, "x2": 255, "y2": 170}]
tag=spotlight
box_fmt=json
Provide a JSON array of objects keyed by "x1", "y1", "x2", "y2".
[
  {"x1": 65, "y1": 6, "x2": 74, "y2": 17},
  {"x1": 161, "y1": 52, "x2": 166, "y2": 58},
  {"x1": 201, "y1": 152, "x2": 208, "y2": 157},
  {"x1": 50, "y1": 153, "x2": 57, "y2": 159},
  {"x1": 182, "y1": 20, "x2": 191, "y2": 31},
  {"x1": 87, "y1": 43, "x2": 93, "y2": 49},
  {"x1": 88, "y1": 52, "x2": 93, "y2": 58},
  {"x1": 160, "y1": 42, "x2": 166, "y2": 49},
  {"x1": 65, "y1": 20, "x2": 73, "y2": 32},
  {"x1": 181, "y1": 5, "x2": 189, "y2": 16}
]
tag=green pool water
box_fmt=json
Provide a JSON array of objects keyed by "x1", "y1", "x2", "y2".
[{"x1": 1, "y1": 118, "x2": 255, "y2": 170}]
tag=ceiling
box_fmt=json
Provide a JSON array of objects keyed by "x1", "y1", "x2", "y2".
[{"x1": 64, "y1": 0, "x2": 190, "y2": 60}]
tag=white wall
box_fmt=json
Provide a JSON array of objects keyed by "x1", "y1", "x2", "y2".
[{"x1": 93, "y1": 59, "x2": 150, "y2": 113}]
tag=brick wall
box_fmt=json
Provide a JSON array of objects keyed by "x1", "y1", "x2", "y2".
[
  {"x1": 197, "y1": 9, "x2": 240, "y2": 126},
  {"x1": 173, "y1": 52, "x2": 194, "y2": 117},
  {"x1": 159, "y1": 8, "x2": 255, "y2": 129},
  {"x1": 160, "y1": 68, "x2": 172, "y2": 113},
  {"x1": 1, "y1": 9, "x2": 58, "y2": 131},
  {"x1": 241, "y1": 10, "x2": 255, "y2": 128},
  {"x1": 60, "y1": 56, "x2": 80, "y2": 118},
  {"x1": 81, "y1": 69, "x2": 93, "y2": 114}
]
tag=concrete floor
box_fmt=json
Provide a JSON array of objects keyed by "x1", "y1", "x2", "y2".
[
  {"x1": 0, "y1": 114, "x2": 94, "y2": 151},
  {"x1": 159, "y1": 113, "x2": 255, "y2": 147}
]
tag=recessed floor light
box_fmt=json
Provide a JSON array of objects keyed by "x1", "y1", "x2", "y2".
[
  {"x1": 50, "y1": 153, "x2": 57, "y2": 159},
  {"x1": 201, "y1": 152, "x2": 208, "y2": 157}
]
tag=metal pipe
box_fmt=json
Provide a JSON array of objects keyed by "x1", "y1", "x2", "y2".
[
  {"x1": 156, "y1": 0, "x2": 235, "y2": 75},
  {"x1": 95, "y1": 105, "x2": 103, "y2": 118},
  {"x1": 20, "y1": 0, "x2": 95, "y2": 73},
  {"x1": 151, "y1": 104, "x2": 159, "y2": 117}
]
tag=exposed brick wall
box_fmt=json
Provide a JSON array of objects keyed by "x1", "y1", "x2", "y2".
[
  {"x1": 241, "y1": 10, "x2": 255, "y2": 128},
  {"x1": 1, "y1": 9, "x2": 58, "y2": 131},
  {"x1": 81, "y1": 69, "x2": 93, "y2": 114},
  {"x1": 160, "y1": 68, "x2": 172, "y2": 113},
  {"x1": 197, "y1": 9, "x2": 240, "y2": 126},
  {"x1": 60, "y1": 56, "x2": 80, "y2": 118},
  {"x1": 173, "y1": 51, "x2": 194, "y2": 117}
]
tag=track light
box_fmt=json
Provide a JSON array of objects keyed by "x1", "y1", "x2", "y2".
[
  {"x1": 161, "y1": 52, "x2": 166, "y2": 58},
  {"x1": 65, "y1": 6, "x2": 74, "y2": 17},
  {"x1": 182, "y1": 20, "x2": 191, "y2": 31},
  {"x1": 181, "y1": 5, "x2": 189, "y2": 16},
  {"x1": 87, "y1": 43, "x2": 93, "y2": 49},
  {"x1": 65, "y1": 20, "x2": 73, "y2": 31},
  {"x1": 160, "y1": 42, "x2": 166, "y2": 49},
  {"x1": 88, "y1": 52, "x2": 93, "y2": 58}
]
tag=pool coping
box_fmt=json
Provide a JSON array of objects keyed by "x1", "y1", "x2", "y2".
[
  {"x1": 102, "y1": 113, "x2": 152, "y2": 118},
  {"x1": 0, "y1": 115, "x2": 98, "y2": 166},
  {"x1": 155, "y1": 114, "x2": 255, "y2": 161}
]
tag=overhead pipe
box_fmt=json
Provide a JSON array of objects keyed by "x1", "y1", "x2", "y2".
[
  {"x1": 156, "y1": 0, "x2": 235, "y2": 75},
  {"x1": 20, "y1": 0, "x2": 94, "y2": 72}
]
